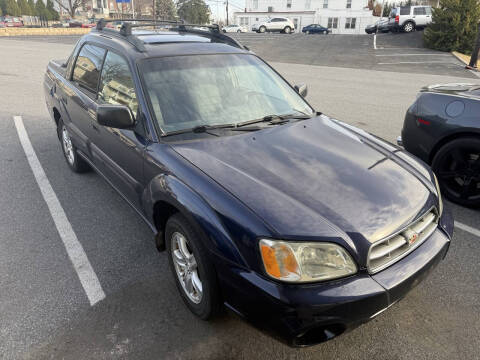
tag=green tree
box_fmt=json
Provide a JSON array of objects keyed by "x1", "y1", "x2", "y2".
[
  {"x1": 0, "y1": 6, "x2": 2, "y2": 15},
  {"x1": 424, "y1": 0, "x2": 480, "y2": 54},
  {"x1": 6, "y1": 0, "x2": 21, "y2": 15},
  {"x1": 177, "y1": 0, "x2": 210, "y2": 24},
  {"x1": 382, "y1": 3, "x2": 392, "y2": 17},
  {"x1": 46, "y1": 0, "x2": 58, "y2": 19},
  {"x1": 0, "y1": 0, "x2": 6, "y2": 16},
  {"x1": 17, "y1": 0, "x2": 32, "y2": 15},
  {"x1": 156, "y1": 0, "x2": 176, "y2": 20},
  {"x1": 27, "y1": 0, "x2": 35, "y2": 15},
  {"x1": 35, "y1": 0, "x2": 48, "y2": 18}
]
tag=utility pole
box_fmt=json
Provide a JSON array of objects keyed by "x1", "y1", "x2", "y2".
[
  {"x1": 226, "y1": 0, "x2": 229, "y2": 25},
  {"x1": 152, "y1": 0, "x2": 155, "y2": 21}
]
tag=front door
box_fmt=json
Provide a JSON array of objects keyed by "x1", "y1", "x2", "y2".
[
  {"x1": 67, "y1": 43, "x2": 106, "y2": 156},
  {"x1": 93, "y1": 50, "x2": 147, "y2": 209}
]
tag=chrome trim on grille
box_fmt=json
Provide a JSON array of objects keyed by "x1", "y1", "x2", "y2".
[{"x1": 367, "y1": 208, "x2": 439, "y2": 274}]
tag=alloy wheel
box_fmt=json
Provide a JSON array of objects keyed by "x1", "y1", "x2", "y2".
[
  {"x1": 171, "y1": 231, "x2": 203, "y2": 304},
  {"x1": 62, "y1": 126, "x2": 75, "y2": 165},
  {"x1": 404, "y1": 23, "x2": 414, "y2": 32}
]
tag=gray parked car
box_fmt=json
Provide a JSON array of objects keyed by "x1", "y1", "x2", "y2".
[{"x1": 389, "y1": 5, "x2": 432, "y2": 33}]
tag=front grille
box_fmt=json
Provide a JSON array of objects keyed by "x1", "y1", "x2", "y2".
[{"x1": 367, "y1": 209, "x2": 439, "y2": 274}]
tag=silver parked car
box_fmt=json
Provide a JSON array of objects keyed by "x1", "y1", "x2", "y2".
[
  {"x1": 222, "y1": 24, "x2": 247, "y2": 33},
  {"x1": 389, "y1": 5, "x2": 432, "y2": 33},
  {"x1": 252, "y1": 17, "x2": 295, "y2": 34}
]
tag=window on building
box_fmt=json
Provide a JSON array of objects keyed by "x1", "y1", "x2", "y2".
[
  {"x1": 252, "y1": 0, "x2": 258, "y2": 10},
  {"x1": 305, "y1": 0, "x2": 311, "y2": 9},
  {"x1": 255, "y1": 17, "x2": 259, "y2": 21},
  {"x1": 323, "y1": 0, "x2": 328, "y2": 8},
  {"x1": 286, "y1": 0, "x2": 292, "y2": 8},
  {"x1": 346, "y1": 0, "x2": 351, "y2": 8},
  {"x1": 268, "y1": 6, "x2": 273, "y2": 12},
  {"x1": 72, "y1": 44, "x2": 106, "y2": 94},
  {"x1": 240, "y1": 17, "x2": 249, "y2": 26},
  {"x1": 98, "y1": 51, "x2": 138, "y2": 118},
  {"x1": 327, "y1": 17, "x2": 338, "y2": 29},
  {"x1": 345, "y1": 17, "x2": 356, "y2": 29}
]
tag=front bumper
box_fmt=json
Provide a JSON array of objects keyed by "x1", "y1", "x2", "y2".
[{"x1": 217, "y1": 211, "x2": 453, "y2": 347}]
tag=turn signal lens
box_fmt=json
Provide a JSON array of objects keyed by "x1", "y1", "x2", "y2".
[
  {"x1": 259, "y1": 239, "x2": 357, "y2": 283},
  {"x1": 260, "y1": 241, "x2": 300, "y2": 281}
]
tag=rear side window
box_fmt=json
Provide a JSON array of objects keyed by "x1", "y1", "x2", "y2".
[
  {"x1": 72, "y1": 44, "x2": 106, "y2": 94},
  {"x1": 98, "y1": 51, "x2": 138, "y2": 118},
  {"x1": 414, "y1": 7, "x2": 426, "y2": 15},
  {"x1": 400, "y1": 7, "x2": 411, "y2": 15}
]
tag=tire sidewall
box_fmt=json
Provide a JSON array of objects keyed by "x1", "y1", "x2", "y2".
[
  {"x1": 165, "y1": 213, "x2": 218, "y2": 319},
  {"x1": 57, "y1": 119, "x2": 88, "y2": 173},
  {"x1": 432, "y1": 137, "x2": 480, "y2": 207}
]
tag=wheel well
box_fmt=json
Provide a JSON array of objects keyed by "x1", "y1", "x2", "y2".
[
  {"x1": 53, "y1": 107, "x2": 61, "y2": 127},
  {"x1": 153, "y1": 201, "x2": 179, "y2": 251},
  {"x1": 429, "y1": 132, "x2": 480, "y2": 163}
]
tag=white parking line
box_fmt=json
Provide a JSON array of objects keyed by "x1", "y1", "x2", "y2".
[
  {"x1": 455, "y1": 221, "x2": 480, "y2": 238},
  {"x1": 376, "y1": 54, "x2": 452, "y2": 57},
  {"x1": 377, "y1": 61, "x2": 455, "y2": 65},
  {"x1": 13, "y1": 116, "x2": 105, "y2": 306},
  {"x1": 373, "y1": 34, "x2": 377, "y2": 50}
]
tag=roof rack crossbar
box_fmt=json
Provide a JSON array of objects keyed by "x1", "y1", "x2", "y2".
[{"x1": 94, "y1": 18, "x2": 247, "y2": 51}]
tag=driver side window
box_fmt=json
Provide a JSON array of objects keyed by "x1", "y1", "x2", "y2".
[{"x1": 98, "y1": 51, "x2": 138, "y2": 118}]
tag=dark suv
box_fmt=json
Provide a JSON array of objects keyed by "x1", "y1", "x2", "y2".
[{"x1": 44, "y1": 20, "x2": 453, "y2": 346}]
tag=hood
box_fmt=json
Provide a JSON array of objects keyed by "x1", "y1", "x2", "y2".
[
  {"x1": 421, "y1": 83, "x2": 480, "y2": 98},
  {"x1": 172, "y1": 116, "x2": 432, "y2": 244}
]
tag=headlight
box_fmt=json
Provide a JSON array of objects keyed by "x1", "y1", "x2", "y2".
[
  {"x1": 259, "y1": 239, "x2": 357, "y2": 283},
  {"x1": 433, "y1": 173, "x2": 443, "y2": 216}
]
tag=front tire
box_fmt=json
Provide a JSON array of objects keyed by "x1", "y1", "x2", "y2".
[
  {"x1": 57, "y1": 119, "x2": 90, "y2": 173},
  {"x1": 432, "y1": 137, "x2": 480, "y2": 208},
  {"x1": 259, "y1": 26, "x2": 266, "y2": 33},
  {"x1": 166, "y1": 213, "x2": 221, "y2": 319}
]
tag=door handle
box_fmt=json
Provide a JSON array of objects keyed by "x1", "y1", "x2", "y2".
[{"x1": 92, "y1": 123, "x2": 99, "y2": 131}]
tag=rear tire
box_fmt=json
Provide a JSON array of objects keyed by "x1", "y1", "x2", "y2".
[
  {"x1": 166, "y1": 213, "x2": 221, "y2": 319},
  {"x1": 284, "y1": 26, "x2": 292, "y2": 34},
  {"x1": 403, "y1": 21, "x2": 415, "y2": 33},
  {"x1": 57, "y1": 119, "x2": 90, "y2": 173},
  {"x1": 432, "y1": 137, "x2": 480, "y2": 208}
]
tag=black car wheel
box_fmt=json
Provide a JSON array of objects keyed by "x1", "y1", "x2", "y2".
[
  {"x1": 432, "y1": 138, "x2": 480, "y2": 207},
  {"x1": 259, "y1": 26, "x2": 266, "y2": 33},
  {"x1": 57, "y1": 119, "x2": 90, "y2": 173},
  {"x1": 166, "y1": 213, "x2": 221, "y2": 319}
]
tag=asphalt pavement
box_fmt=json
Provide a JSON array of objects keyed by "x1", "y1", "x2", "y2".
[{"x1": 0, "y1": 34, "x2": 479, "y2": 360}]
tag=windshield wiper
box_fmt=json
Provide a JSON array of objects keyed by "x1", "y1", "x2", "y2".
[
  {"x1": 236, "y1": 111, "x2": 312, "y2": 128},
  {"x1": 161, "y1": 123, "x2": 237, "y2": 137}
]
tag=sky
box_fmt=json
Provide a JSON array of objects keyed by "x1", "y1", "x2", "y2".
[{"x1": 206, "y1": 0, "x2": 246, "y2": 22}]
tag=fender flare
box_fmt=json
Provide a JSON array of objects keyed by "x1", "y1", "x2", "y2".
[{"x1": 144, "y1": 173, "x2": 248, "y2": 268}]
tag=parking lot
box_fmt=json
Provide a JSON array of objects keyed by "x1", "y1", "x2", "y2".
[{"x1": 0, "y1": 33, "x2": 479, "y2": 359}]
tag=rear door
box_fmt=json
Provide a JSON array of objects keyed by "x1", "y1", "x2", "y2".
[
  {"x1": 413, "y1": 6, "x2": 427, "y2": 26},
  {"x1": 94, "y1": 50, "x2": 147, "y2": 209}
]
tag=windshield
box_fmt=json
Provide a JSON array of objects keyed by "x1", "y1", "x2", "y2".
[{"x1": 140, "y1": 54, "x2": 313, "y2": 134}]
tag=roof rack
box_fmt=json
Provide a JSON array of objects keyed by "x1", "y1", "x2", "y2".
[{"x1": 93, "y1": 18, "x2": 247, "y2": 52}]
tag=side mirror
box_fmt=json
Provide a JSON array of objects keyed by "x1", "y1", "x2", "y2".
[
  {"x1": 294, "y1": 84, "x2": 308, "y2": 98},
  {"x1": 97, "y1": 104, "x2": 134, "y2": 129}
]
